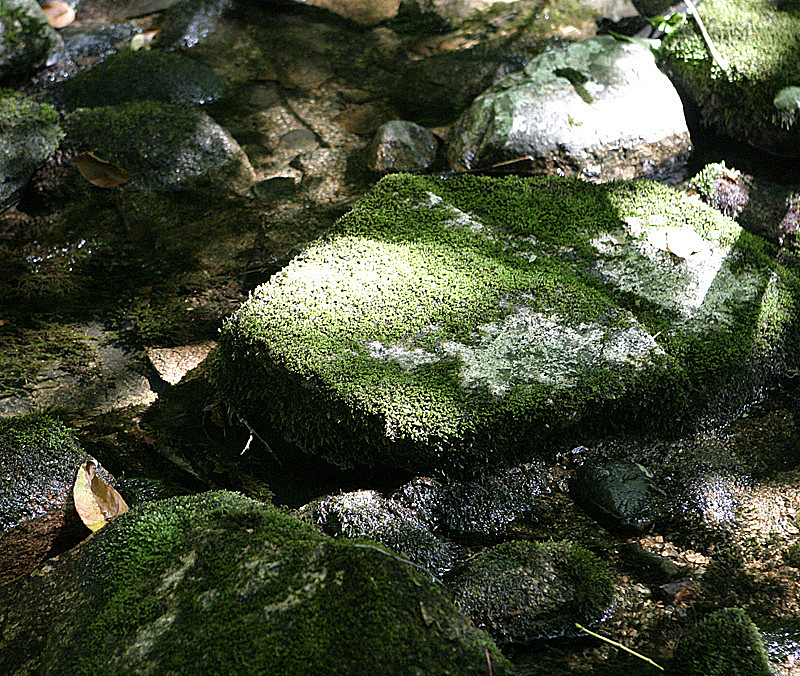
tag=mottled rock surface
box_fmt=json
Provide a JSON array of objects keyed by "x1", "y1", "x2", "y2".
[
  {"x1": 449, "y1": 35, "x2": 690, "y2": 181},
  {"x1": 0, "y1": 0, "x2": 62, "y2": 84},
  {"x1": 364, "y1": 120, "x2": 439, "y2": 173},
  {"x1": 0, "y1": 491, "x2": 511, "y2": 675}
]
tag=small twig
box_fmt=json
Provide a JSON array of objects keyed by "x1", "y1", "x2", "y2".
[
  {"x1": 485, "y1": 648, "x2": 493, "y2": 676},
  {"x1": 683, "y1": 0, "x2": 728, "y2": 74},
  {"x1": 237, "y1": 415, "x2": 279, "y2": 464},
  {"x1": 575, "y1": 623, "x2": 665, "y2": 671},
  {"x1": 350, "y1": 543, "x2": 438, "y2": 582}
]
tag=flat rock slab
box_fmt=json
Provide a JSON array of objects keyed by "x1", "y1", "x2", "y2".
[{"x1": 215, "y1": 173, "x2": 800, "y2": 476}]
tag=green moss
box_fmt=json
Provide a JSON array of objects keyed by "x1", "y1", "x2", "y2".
[
  {"x1": 51, "y1": 49, "x2": 224, "y2": 110},
  {"x1": 24, "y1": 491, "x2": 512, "y2": 675},
  {"x1": 0, "y1": 414, "x2": 88, "y2": 533},
  {"x1": 668, "y1": 607, "x2": 772, "y2": 676},
  {"x1": 449, "y1": 539, "x2": 614, "y2": 642},
  {"x1": 0, "y1": 88, "x2": 59, "y2": 131},
  {"x1": 659, "y1": 0, "x2": 800, "y2": 143},
  {"x1": 215, "y1": 173, "x2": 800, "y2": 475}
]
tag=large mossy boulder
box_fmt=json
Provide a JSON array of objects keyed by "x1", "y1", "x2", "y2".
[
  {"x1": 659, "y1": 0, "x2": 800, "y2": 155},
  {"x1": 0, "y1": 491, "x2": 512, "y2": 675},
  {"x1": 64, "y1": 101, "x2": 255, "y2": 191},
  {"x1": 448, "y1": 539, "x2": 614, "y2": 643},
  {"x1": 0, "y1": 0, "x2": 62, "y2": 84},
  {"x1": 448, "y1": 35, "x2": 690, "y2": 181},
  {"x1": 0, "y1": 89, "x2": 63, "y2": 210},
  {"x1": 215, "y1": 173, "x2": 800, "y2": 476},
  {"x1": 0, "y1": 415, "x2": 112, "y2": 585}
]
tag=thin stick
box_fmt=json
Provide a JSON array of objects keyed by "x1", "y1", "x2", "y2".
[
  {"x1": 683, "y1": 0, "x2": 729, "y2": 73},
  {"x1": 575, "y1": 623, "x2": 665, "y2": 672}
]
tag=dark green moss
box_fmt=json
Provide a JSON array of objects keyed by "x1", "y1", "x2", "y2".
[
  {"x1": 50, "y1": 49, "x2": 224, "y2": 110},
  {"x1": 0, "y1": 88, "x2": 59, "y2": 131},
  {"x1": 2, "y1": 491, "x2": 512, "y2": 675},
  {"x1": 660, "y1": 0, "x2": 800, "y2": 146},
  {"x1": 668, "y1": 607, "x2": 772, "y2": 676}
]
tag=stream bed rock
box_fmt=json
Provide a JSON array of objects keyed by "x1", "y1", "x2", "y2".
[
  {"x1": 0, "y1": 490, "x2": 512, "y2": 675},
  {"x1": 215, "y1": 172, "x2": 800, "y2": 476}
]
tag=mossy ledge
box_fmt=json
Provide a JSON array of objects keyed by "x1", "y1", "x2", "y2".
[
  {"x1": 0, "y1": 491, "x2": 511, "y2": 675},
  {"x1": 214, "y1": 173, "x2": 800, "y2": 476},
  {"x1": 659, "y1": 0, "x2": 800, "y2": 152}
]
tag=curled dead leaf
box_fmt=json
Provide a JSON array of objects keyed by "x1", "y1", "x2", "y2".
[
  {"x1": 130, "y1": 28, "x2": 161, "y2": 51},
  {"x1": 665, "y1": 228, "x2": 709, "y2": 260},
  {"x1": 73, "y1": 460, "x2": 129, "y2": 532},
  {"x1": 41, "y1": 1, "x2": 75, "y2": 28},
  {"x1": 73, "y1": 151, "x2": 132, "y2": 188}
]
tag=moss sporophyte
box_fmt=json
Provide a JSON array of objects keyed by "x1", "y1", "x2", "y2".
[{"x1": 215, "y1": 173, "x2": 800, "y2": 476}]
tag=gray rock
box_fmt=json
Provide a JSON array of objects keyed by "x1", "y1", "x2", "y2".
[
  {"x1": 298, "y1": 489, "x2": 465, "y2": 577},
  {"x1": 364, "y1": 120, "x2": 438, "y2": 174},
  {"x1": 0, "y1": 90, "x2": 63, "y2": 210},
  {"x1": 0, "y1": 0, "x2": 63, "y2": 84},
  {"x1": 448, "y1": 539, "x2": 614, "y2": 643},
  {"x1": 49, "y1": 49, "x2": 224, "y2": 110},
  {"x1": 569, "y1": 458, "x2": 662, "y2": 532},
  {"x1": 0, "y1": 491, "x2": 512, "y2": 675},
  {"x1": 214, "y1": 172, "x2": 800, "y2": 477},
  {"x1": 393, "y1": 49, "x2": 528, "y2": 126},
  {"x1": 158, "y1": 0, "x2": 233, "y2": 50},
  {"x1": 64, "y1": 101, "x2": 255, "y2": 191},
  {"x1": 448, "y1": 35, "x2": 690, "y2": 182},
  {"x1": 0, "y1": 415, "x2": 114, "y2": 586}
]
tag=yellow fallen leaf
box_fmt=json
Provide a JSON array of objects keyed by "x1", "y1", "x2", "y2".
[
  {"x1": 73, "y1": 151, "x2": 132, "y2": 188},
  {"x1": 130, "y1": 28, "x2": 161, "y2": 51},
  {"x1": 42, "y1": 1, "x2": 75, "y2": 28},
  {"x1": 73, "y1": 461, "x2": 129, "y2": 532}
]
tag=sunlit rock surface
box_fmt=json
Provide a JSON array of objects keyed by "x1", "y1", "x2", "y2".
[
  {"x1": 449, "y1": 35, "x2": 690, "y2": 181},
  {"x1": 660, "y1": 0, "x2": 800, "y2": 156},
  {"x1": 0, "y1": 491, "x2": 511, "y2": 675},
  {"x1": 215, "y1": 173, "x2": 800, "y2": 476}
]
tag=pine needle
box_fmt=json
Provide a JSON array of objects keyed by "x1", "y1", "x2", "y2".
[
  {"x1": 575, "y1": 623, "x2": 665, "y2": 671},
  {"x1": 683, "y1": 0, "x2": 729, "y2": 74}
]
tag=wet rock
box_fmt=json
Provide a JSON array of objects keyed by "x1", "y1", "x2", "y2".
[
  {"x1": 214, "y1": 173, "x2": 800, "y2": 476},
  {"x1": 569, "y1": 458, "x2": 662, "y2": 532},
  {"x1": 689, "y1": 163, "x2": 799, "y2": 248},
  {"x1": 297, "y1": 489, "x2": 465, "y2": 577},
  {"x1": 0, "y1": 491, "x2": 512, "y2": 675},
  {"x1": 0, "y1": 0, "x2": 63, "y2": 84},
  {"x1": 667, "y1": 607, "x2": 772, "y2": 676},
  {"x1": 64, "y1": 100, "x2": 255, "y2": 191},
  {"x1": 393, "y1": 49, "x2": 528, "y2": 126},
  {"x1": 158, "y1": 0, "x2": 233, "y2": 50},
  {"x1": 448, "y1": 35, "x2": 690, "y2": 181},
  {"x1": 660, "y1": 0, "x2": 800, "y2": 156},
  {"x1": 448, "y1": 539, "x2": 614, "y2": 643},
  {"x1": 654, "y1": 579, "x2": 696, "y2": 605},
  {"x1": 43, "y1": 22, "x2": 138, "y2": 82},
  {"x1": 284, "y1": 0, "x2": 402, "y2": 26},
  {"x1": 620, "y1": 541, "x2": 686, "y2": 584},
  {"x1": 437, "y1": 461, "x2": 551, "y2": 539},
  {"x1": 49, "y1": 49, "x2": 224, "y2": 110},
  {"x1": 0, "y1": 415, "x2": 114, "y2": 585},
  {"x1": 0, "y1": 90, "x2": 63, "y2": 211},
  {"x1": 392, "y1": 476, "x2": 447, "y2": 528},
  {"x1": 251, "y1": 176, "x2": 297, "y2": 201},
  {"x1": 364, "y1": 120, "x2": 439, "y2": 174}
]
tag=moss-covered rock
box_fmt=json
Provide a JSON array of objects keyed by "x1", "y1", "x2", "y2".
[
  {"x1": 448, "y1": 539, "x2": 614, "y2": 643},
  {"x1": 667, "y1": 607, "x2": 772, "y2": 675},
  {"x1": 659, "y1": 0, "x2": 800, "y2": 154},
  {"x1": 0, "y1": 89, "x2": 63, "y2": 210},
  {"x1": 214, "y1": 172, "x2": 800, "y2": 476},
  {"x1": 0, "y1": 415, "x2": 112, "y2": 585},
  {"x1": 298, "y1": 489, "x2": 465, "y2": 578},
  {"x1": 0, "y1": 0, "x2": 62, "y2": 84},
  {"x1": 0, "y1": 491, "x2": 512, "y2": 675},
  {"x1": 50, "y1": 49, "x2": 224, "y2": 110},
  {"x1": 64, "y1": 101, "x2": 254, "y2": 191}
]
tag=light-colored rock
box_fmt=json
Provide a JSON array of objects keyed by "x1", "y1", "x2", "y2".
[
  {"x1": 364, "y1": 120, "x2": 439, "y2": 173},
  {"x1": 448, "y1": 35, "x2": 691, "y2": 182}
]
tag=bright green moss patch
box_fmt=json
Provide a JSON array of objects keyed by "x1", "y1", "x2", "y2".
[
  {"x1": 0, "y1": 491, "x2": 512, "y2": 675},
  {"x1": 660, "y1": 0, "x2": 800, "y2": 149},
  {"x1": 215, "y1": 173, "x2": 800, "y2": 476}
]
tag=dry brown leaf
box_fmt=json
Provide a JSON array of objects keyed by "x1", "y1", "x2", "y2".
[
  {"x1": 73, "y1": 151, "x2": 132, "y2": 188},
  {"x1": 42, "y1": 1, "x2": 75, "y2": 28},
  {"x1": 73, "y1": 461, "x2": 129, "y2": 532}
]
